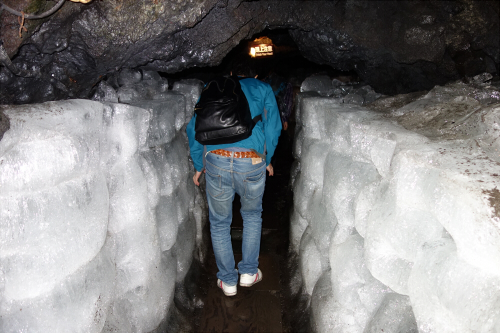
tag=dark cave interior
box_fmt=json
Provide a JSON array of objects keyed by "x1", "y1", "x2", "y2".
[
  {"x1": 166, "y1": 28, "x2": 359, "y2": 89},
  {"x1": 0, "y1": 0, "x2": 498, "y2": 103}
]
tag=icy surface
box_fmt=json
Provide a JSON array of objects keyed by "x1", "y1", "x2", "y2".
[
  {"x1": 301, "y1": 74, "x2": 335, "y2": 97},
  {"x1": 292, "y1": 74, "x2": 500, "y2": 332},
  {"x1": 92, "y1": 68, "x2": 170, "y2": 104},
  {"x1": 172, "y1": 79, "x2": 204, "y2": 122},
  {"x1": 300, "y1": 74, "x2": 383, "y2": 106},
  {"x1": 0, "y1": 71, "x2": 205, "y2": 332}
]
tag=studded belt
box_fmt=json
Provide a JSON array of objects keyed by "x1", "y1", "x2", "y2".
[{"x1": 210, "y1": 149, "x2": 261, "y2": 158}]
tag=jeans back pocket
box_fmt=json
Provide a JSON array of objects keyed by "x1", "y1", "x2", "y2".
[
  {"x1": 244, "y1": 170, "x2": 265, "y2": 199},
  {"x1": 206, "y1": 168, "x2": 224, "y2": 198}
]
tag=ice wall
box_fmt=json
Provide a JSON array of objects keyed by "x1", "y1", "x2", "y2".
[
  {"x1": 0, "y1": 72, "x2": 205, "y2": 332},
  {"x1": 293, "y1": 74, "x2": 500, "y2": 332}
]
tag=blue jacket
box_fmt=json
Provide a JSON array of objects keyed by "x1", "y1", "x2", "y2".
[{"x1": 186, "y1": 78, "x2": 282, "y2": 171}]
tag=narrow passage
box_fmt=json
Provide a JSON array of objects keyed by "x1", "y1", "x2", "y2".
[{"x1": 196, "y1": 130, "x2": 295, "y2": 332}]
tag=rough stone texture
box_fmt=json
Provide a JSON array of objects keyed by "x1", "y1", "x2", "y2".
[
  {"x1": 0, "y1": 0, "x2": 36, "y2": 57},
  {"x1": 0, "y1": 0, "x2": 498, "y2": 104},
  {"x1": 290, "y1": 0, "x2": 499, "y2": 93},
  {"x1": 0, "y1": 110, "x2": 9, "y2": 140}
]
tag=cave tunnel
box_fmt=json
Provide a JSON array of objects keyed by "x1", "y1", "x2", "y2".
[
  {"x1": 0, "y1": 1, "x2": 500, "y2": 332},
  {"x1": 166, "y1": 28, "x2": 358, "y2": 86}
]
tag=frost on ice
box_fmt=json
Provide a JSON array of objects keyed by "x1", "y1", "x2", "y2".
[
  {"x1": 1, "y1": 68, "x2": 500, "y2": 332},
  {"x1": 292, "y1": 73, "x2": 500, "y2": 332},
  {"x1": 0, "y1": 70, "x2": 205, "y2": 333}
]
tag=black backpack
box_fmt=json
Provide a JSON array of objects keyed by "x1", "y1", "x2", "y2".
[{"x1": 194, "y1": 76, "x2": 261, "y2": 145}]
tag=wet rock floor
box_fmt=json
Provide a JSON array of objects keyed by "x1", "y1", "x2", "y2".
[{"x1": 194, "y1": 130, "x2": 296, "y2": 332}]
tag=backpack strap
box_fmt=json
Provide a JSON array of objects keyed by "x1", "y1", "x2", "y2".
[{"x1": 262, "y1": 107, "x2": 268, "y2": 158}]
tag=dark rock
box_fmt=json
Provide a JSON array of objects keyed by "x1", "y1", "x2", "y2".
[
  {"x1": 344, "y1": 92, "x2": 364, "y2": 106},
  {"x1": 118, "y1": 68, "x2": 142, "y2": 87},
  {"x1": 0, "y1": 0, "x2": 498, "y2": 104},
  {"x1": 91, "y1": 81, "x2": 118, "y2": 103},
  {"x1": 0, "y1": 110, "x2": 10, "y2": 141}
]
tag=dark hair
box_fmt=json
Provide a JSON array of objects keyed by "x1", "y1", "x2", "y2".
[{"x1": 231, "y1": 61, "x2": 256, "y2": 78}]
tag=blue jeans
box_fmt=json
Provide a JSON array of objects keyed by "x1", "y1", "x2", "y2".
[{"x1": 205, "y1": 151, "x2": 266, "y2": 286}]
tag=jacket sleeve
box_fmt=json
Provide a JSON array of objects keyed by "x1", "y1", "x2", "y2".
[
  {"x1": 186, "y1": 114, "x2": 205, "y2": 172},
  {"x1": 263, "y1": 85, "x2": 282, "y2": 165}
]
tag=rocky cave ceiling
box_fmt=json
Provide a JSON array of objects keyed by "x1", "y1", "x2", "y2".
[{"x1": 0, "y1": 0, "x2": 498, "y2": 105}]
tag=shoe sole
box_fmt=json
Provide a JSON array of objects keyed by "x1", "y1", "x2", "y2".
[
  {"x1": 217, "y1": 280, "x2": 237, "y2": 296},
  {"x1": 239, "y1": 270, "x2": 263, "y2": 287}
]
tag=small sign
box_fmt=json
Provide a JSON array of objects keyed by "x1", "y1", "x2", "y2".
[
  {"x1": 250, "y1": 44, "x2": 273, "y2": 57},
  {"x1": 249, "y1": 37, "x2": 274, "y2": 57}
]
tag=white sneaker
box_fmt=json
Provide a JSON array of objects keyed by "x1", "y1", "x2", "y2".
[
  {"x1": 239, "y1": 268, "x2": 263, "y2": 287},
  {"x1": 217, "y1": 279, "x2": 237, "y2": 296}
]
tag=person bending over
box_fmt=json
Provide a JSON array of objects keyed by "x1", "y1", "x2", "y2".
[{"x1": 186, "y1": 64, "x2": 282, "y2": 296}]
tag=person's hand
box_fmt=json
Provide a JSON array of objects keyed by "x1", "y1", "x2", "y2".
[
  {"x1": 266, "y1": 164, "x2": 274, "y2": 176},
  {"x1": 283, "y1": 121, "x2": 288, "y2": 131},
  {"x1": 193, "y1": 170, "x2": 203, "y2": 186}
]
